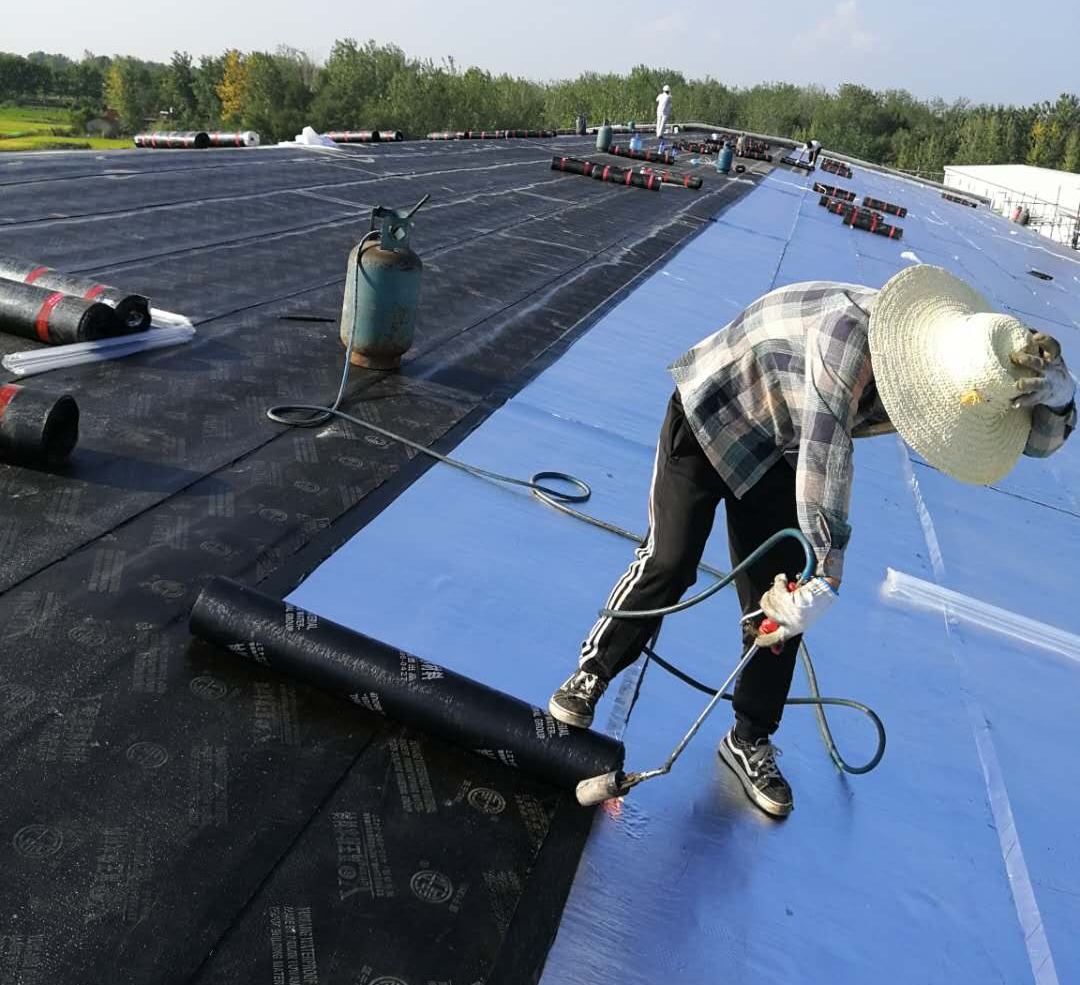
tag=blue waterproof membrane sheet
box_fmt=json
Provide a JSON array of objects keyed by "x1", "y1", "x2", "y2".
[{"x1": 290, "y1": 164, "x2": 1080, "y2": 983}]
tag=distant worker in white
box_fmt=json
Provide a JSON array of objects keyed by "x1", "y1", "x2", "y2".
[{"x1": 656, "y1": 84, "x2": 672, "y2": 140}]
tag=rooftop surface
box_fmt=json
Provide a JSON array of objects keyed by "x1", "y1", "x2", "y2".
[{"x1": 2, "y1": 136, "x2": 1079, "y2": 984}]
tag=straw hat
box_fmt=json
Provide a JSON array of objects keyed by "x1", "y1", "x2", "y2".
[{"x1": 868, "y1": 264, "x2": 1033, "y2": 485}]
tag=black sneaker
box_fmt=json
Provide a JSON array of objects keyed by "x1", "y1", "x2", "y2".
[
  {"x1": 549, "y1": 670, "x2": 608, "y2": 728},
  {"x1": 717, "y1": 728, "x2": 793, "y2": 817}
]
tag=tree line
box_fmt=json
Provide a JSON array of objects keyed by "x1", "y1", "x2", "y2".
[{"x1": 2, "y1": 44, "x2": 1080, "y2": 177}]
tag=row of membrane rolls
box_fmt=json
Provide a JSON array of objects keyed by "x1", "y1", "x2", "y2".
[{"x1": 134, "y1": 131, "x2": 261, "y2": 148}]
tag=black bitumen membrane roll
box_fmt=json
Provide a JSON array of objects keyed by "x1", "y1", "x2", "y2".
[
  {"x1": 378, "y1": 129, "x2": 404, "y2": 141},
  {"x1": 551, "y1": 156, "x2": 662, "y2": 191},
  {"x1": 326, "y1": 130, "x2": 381, "y2": 143},
  {"x1": 0, "y1": 253, "x2": 151, "y2": 332},
  {"x1": 943, "y1": 191, "x2": 979, "y2": 207},
  {"x1": 189, "y1": 576, "x2": 625, "y2": 789},
  {"x1": 0, "y1": 382, "x2": 79, "y2": 465},
  {"x1": 814, "y1": 182, "x2": 856, "y2": 201},
  {"x1": 0, "y1": 278, "x2": 120, "y2": 344},
  {"x1": 863, "y1": 196, "x2": 908, "y2": 217},
  {"x1": 133, "y1": 131, "x2": 211, "y2": 149},
  {"x1": 607, "y1": 144, "x2": 676, "y2": 165}
]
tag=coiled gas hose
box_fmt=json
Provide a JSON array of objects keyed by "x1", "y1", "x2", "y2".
[{"x1": 267, "y1": 291, "x2": 885, "y2": 775}]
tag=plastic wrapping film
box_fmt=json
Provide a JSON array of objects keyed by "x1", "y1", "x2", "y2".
[
  {"x1": 205, "y1": 131, "x2": 260, "y2": 147},
  {"x1": 0, "y1": 278, "x2": 119, "y2": 344},
  {"x1": 189, "y1": 576, "x2": 625, "y2": 789},
  {"x1": 133, "y1": 131, "x2": 211, "y2": 149},
  {"x1": 0, "y1": 253, "x2": 151, "y2": 332},
  {"x1": 0, "y1": 382, "x2": 78, "y2": 464}
]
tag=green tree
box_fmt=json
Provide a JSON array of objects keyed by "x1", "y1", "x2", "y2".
[{"x1": 161, "y1": 51, "x2": 197, "y2": 126}]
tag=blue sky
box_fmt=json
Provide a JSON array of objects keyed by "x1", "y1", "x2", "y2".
[{"x1": 6, "y1": 0, "x2": 1078, "y2": 106}]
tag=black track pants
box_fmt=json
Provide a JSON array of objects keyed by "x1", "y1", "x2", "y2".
[{"x1": 577, "y1": 390, "x2": 807, "y2": 740}]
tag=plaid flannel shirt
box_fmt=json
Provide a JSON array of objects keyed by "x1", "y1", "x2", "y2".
[{"x1": 668, "y1": 281, "x2": 1075, "y2": 580}]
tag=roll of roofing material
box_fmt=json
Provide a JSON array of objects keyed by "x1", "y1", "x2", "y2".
[
  {"x1": 0, "y1": 383, "x2": 79, "y2": 465},
  {"x1": 814, "y1": 182, "x2": 856, "y2": 202},
  {"x1": 0, "y1": 279, "x2": 119, "y2": 344},
  {"x1": 844, "y1": 208, "x2": 903, "y2": 239},
  {"x1": 607, "y1": 144, "x2": 675, "y2": 165},
  {"x1": 327, "y1": 130, "x2": 381, "y2": 143},
  {"x1": 505, "y1": 129, "x2": 557, "y2": 138},
  {"x1": 550, "y1": 156, "x2": 661, "y2": 191},
  {"x1": 133, "y1": 131, "x2": 211, "y2": 149},
  {"x1": 862, "y1": 196, "x2": 908, "y2": 218},
  {"x1": 426, "y1": 131, "x2": 466, "y2": 140},
  {"x1": 378, "y1": 130, "x2": 404, "y2": 142},
  {"x1": 942, "y1": 192, "x2": 979, "y2": 208},
  {"x1": 464, "y1": 130, "x2": 508, "y2": 139},
  {"x1": 205, "y1": 131, "x2": 260, "y2": 147},
  {"x1": 189, "y1": 577, "x2": 625, "y2": 789},
  {"x1": 645, "y1": 169, "x2": 703, "y2": 189},
  {"x1": 0, "y1": 255, "x2": 150, "y2": 333}
]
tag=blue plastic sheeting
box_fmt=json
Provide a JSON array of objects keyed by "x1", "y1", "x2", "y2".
[{"x1": 289, "y1": 164, "x2": 1080, "y2": 982}]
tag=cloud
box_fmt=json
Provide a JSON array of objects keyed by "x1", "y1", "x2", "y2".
[{"x1": 805, "y1": 0, "x2": 879, "y2": 51}]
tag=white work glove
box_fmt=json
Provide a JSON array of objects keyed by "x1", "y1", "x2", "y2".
[
  {"x1": 756, "y1": 574, "x2": 838, "y2": 648},
  {"x1": 1010, "y1": 333, "x2": 1075, "y2": 410}
]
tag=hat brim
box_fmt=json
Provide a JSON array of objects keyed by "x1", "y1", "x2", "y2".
[{"x1": 868, "y1": 265, "x2": 1032, "y2": 485}]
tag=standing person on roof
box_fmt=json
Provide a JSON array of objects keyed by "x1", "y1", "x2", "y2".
[
  {"x1": 549, "y1": 265, "x2": 1076, "y2": 818},
  {"x1": 655, "y1": 84, "x2": 672, "y2": 140}
]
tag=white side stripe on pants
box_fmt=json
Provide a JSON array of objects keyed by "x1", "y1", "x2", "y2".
[{"x1": 579, "y1": 436, "x2": 663, "y2": 667}]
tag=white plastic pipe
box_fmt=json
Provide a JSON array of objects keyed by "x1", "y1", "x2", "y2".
[
  {"x1": 881, "y1": 567, "x2": 1080, "y2": 665},
  {"x1": 2, "y1": 309, "x2": 195, "y2": 377}
]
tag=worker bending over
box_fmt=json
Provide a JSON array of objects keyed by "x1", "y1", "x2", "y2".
[
  {"x1": 655, "y1": 84, "x2": 672, "y2": 140},
  {"x1": 550, "y1": 266, "x2": 1075, "y2": 817}
]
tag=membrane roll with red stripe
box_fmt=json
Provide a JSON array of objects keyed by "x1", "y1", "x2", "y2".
[
  {"x1": 133, "y1": 131, "x2": 211, "y2": 149},
  {"x1": 0, "y1": 383, "x2": 79, "y2": 466},
  {"x1": 606, "y1": 145, "x2": 676, "y2": 165},
  {"x1": 378, "y1": 130, "x2": 404, "y2": 142},
  {"x1": 549, "y1": 156, "x2": 659, "y2": 191},
  {"x1": 862, "y1": 196, "x2": 908, "y2": 217},
  {"x1": 205, "y1": 131, "x2": 260, "y2": 147},
  {"x1": 327, "y1": 130, "x2": 381, "y2": 143},
  {"x1": 0, "y1": 278, "x2": 121, "y2": 345},
  {"x1": 0, "y1": 254, "x2": 151, "y2": 332}
]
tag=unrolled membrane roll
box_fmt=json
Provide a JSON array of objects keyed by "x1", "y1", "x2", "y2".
[
  {"x1": 0, "y1": 254, "x2": 150, "y2": 333},
  {"x1": 189, "y1": 577, "x2": 625, "y2": 790}
]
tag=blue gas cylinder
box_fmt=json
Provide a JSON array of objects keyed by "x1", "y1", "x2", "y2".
[
  {"x1": 717, "y1": 143, "x2": 734, "y2": 173},
  {"x1": 340, "y1": 195, "x2": 429, "y2": 370}
]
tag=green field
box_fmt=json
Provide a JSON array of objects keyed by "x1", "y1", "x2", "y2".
[{"x1": 0, "y1": 105, "x2": 129, "y2": 152}]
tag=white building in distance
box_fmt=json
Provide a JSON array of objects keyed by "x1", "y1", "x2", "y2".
[{"x1": 943, "y1": 164, "x2": 1080, "y2": 249}]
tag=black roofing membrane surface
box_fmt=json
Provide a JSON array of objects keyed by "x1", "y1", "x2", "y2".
[{"x1": 0, "y1": 138, "x2": 768, "y2": 983}]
